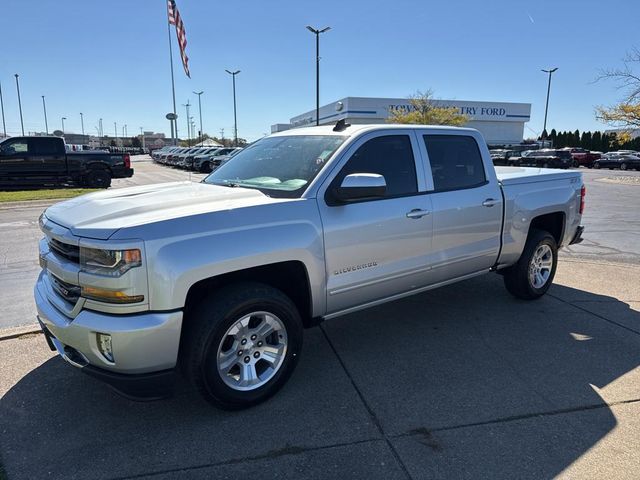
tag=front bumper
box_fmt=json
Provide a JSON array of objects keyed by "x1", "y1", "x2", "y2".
[{"x1": 35, "y1": 271, "x2": 182, "y2": 399}]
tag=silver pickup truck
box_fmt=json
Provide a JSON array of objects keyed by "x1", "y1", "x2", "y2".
[{"x1": 35, "y1": 123, "x2": 585, "y2": 408}]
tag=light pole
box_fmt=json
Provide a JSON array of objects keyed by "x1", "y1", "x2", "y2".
[
  {"x1": 225, "y1": 69, "x2": 240, "y2": 146},
  {"x1": 306, "y1": 26, "x2": 331, "y2": 126},
  {"x1": 99, "y1": 118, "x2": 103, "y2": 139},
  {"x1": 42, "y1": 96, "x2": 49, "y2": 134},
  {"x1": 541, "y1": 67, "x2": 558, "y2": 147},
  {"x1": 114, "y1": 122, "x2": 118, "y2": 146},
  {"x1": 0, "y1": 80, "x2": 6, "y2": 138},
  {"x1": 124, "y1": 124, "x2": 128, "y2": 138},
  {"x1": 140, "y1": 126, "x2": 145, "y2": 151},
  {"x1": 183, "y1": 101, "x2": 191, "y2": 146},
  {"x1": 80, "y1": 112, "x2": 84, "y2": 137},
  {"x1": 14, "y1": 74, "x2": 24, "y2": 135},
  {"x1": 61, "y1": 117, "x2": 66, "y2": 135},
  {"x1": 193, "y1": 91, "x2": 204, "y2": 143}
]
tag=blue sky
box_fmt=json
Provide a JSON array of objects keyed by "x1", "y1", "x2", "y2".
[{"x1": 1, "y1": 0, "x2": 639, "y2": 141}]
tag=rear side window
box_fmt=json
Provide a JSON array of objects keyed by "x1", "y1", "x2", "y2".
[
  {"x1": 335, "y1": 135, "x2": 417, "y2": 197},
  {"x1": 31, "y1": 138, "x2": 64, "y2": 155},
  {"x1": 423, "y1": 135, "x2": 486, "y2": 191}
]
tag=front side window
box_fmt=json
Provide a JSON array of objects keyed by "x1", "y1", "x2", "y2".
[
  {"x1": 424, "y1": 135, "x2": 486, "y2": 191},
  {"x1": 205, "y1": 135, "x2": 347, "y2": 198},
  {"x1": 333, "y1": 135, "x2": 418, "y2": 198},
  {"x1": 0, "y1": 139, "x2": 28, "y2": 155}
]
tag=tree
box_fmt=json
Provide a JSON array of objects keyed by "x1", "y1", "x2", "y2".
[
  {"x1": 592, "y1": 131, "x2": 602, "y2": 151},
  {"x1": 387, "y1": 90, "x2": 469, "y2": 126},
  {"x1": 596, "y1": 48, "x2": 640, "y2": 128},
  {"x1": 131, "y1": 137, "x2": 142, "y2": 148}
]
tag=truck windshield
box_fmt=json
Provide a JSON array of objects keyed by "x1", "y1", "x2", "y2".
[{"x1": 204, "y1": 135, "x2": 347, "y2": 198}]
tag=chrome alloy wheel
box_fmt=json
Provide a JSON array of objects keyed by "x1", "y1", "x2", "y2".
[
  {"x1": 216, "y1": 311, "x2": 288, "y2": 391},
  {"x1": 529, "y1": 244, "x2": 553, "y2": 289}
]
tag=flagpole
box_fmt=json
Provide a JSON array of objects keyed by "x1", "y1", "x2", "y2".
[{"x1": 167, "y1": 13, "x2": 178, "y2": 145}]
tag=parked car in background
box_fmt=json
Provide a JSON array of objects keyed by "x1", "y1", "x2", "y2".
[
  {"x1": 209, "y1": 147, "x2": 244, "y2": 171},
  {"x1": 561, "y1": 147, "x2": 601, "y2": 168},
  {"x1": 0, "y1": 136, "x2": 133, "y2": 188},
  {"x1": 174, "y1": 147, "x2": 205, "y2": 168},
  {"x1": 192, "y1": 147, "x2": 239, "y2": 173},
  {"x1": 184, "y1": 147, "x2": 220, "y2": 170},
  {"x1": 594, "y1": 153, "x2": 640, "y2": 170},
  {"x1": 490, "y1": 149, "x2": 526, "y2": 166},
  {"x1": 513, "y1": 149, "x2": 573, "y2": 169}
]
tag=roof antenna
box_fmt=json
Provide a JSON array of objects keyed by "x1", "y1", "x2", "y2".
[{"x1": 333, "y1": 119, "x2": 351, "y2": 132}]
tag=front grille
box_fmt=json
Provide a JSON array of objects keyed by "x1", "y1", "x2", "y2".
[
  {"x1": 49, "y1": 238, "x2": 80, "y2": 263},
  {"x1": 50, "y1": 273, "x2": 81, "y2": 304}
]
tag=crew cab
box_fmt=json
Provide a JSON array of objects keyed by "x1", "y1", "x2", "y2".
[
  {"x1": 0, "y1": 136, "x2": 133, "y2": 188},
  {"x1": 34, "y1": 124, "x2": 585, "y2": 408}
]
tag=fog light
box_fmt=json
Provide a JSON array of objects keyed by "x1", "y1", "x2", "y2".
[{"x1": 97, "y1": 333, "x2": 114, "y2": 362}]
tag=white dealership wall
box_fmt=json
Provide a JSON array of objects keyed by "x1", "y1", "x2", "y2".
[{"x1": 274, "y1": 97, "x2": 532, "y2": 145}]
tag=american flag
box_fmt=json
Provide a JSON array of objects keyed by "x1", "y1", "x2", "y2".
[{"x1": 167, "y1": 0, "x2": 190, "y2": 78}]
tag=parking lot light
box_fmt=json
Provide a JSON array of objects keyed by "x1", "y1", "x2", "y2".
[{"x1": 541, "y1": 67, "x2": 558, "y2": 147}]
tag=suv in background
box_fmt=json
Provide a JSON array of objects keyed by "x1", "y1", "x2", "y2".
[
  {"x1": 192, "y1": 147, "x2": 238, "y2": 173},
  {"x1": 514, "y1": 149, "x2": 573, "y2": 169}
]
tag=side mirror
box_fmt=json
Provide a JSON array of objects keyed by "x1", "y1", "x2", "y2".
[{"x1": 334, "y1": 173, "x2": 386, "y2": 202}]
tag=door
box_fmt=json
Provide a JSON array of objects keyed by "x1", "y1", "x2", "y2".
[
  {"x1": 29, "y1": 137, "x2": 67, "y2": 181},
  {"x1": 0, "y1": 138, "x2": 30, "y2": 182},
  {"x1": 318, "y1": 131, "x2": 434, "y2": 314},
  {"x1": 420, "y1": 134, "x2": 503, "y2": 283}
]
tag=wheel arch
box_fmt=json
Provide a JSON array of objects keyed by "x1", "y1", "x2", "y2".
[
  {"x1": 183, "y1": 260, "x2": 315, "y2": 328},
  {"x1": 529, "y1": 211, "x2": 565, "y2": 246}
]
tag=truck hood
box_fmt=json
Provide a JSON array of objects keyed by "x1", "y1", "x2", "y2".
[{"x1": 44, "y1": 181, "x2": 282, "y2": 240}]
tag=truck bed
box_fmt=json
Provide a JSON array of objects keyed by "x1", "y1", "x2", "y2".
[{"x1": 495, "y1": 166, "x2": 581, "y2": 186}]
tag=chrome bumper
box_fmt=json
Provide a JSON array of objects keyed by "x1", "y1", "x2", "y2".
[{"x1": 35, "y1": 271, "x2": 183, "y2": 375}]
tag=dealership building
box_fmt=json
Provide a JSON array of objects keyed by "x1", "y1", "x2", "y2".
[{"x1": 272, "y1": 96, "x2": 532, "y2": 146}]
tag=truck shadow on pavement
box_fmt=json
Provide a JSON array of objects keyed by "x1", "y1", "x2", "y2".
[{"x1": 2, "y1": 274, "x2": 640, "y2": 480}]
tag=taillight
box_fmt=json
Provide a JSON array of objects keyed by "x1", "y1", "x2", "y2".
[
  {"x1": 123, "y1": 154, "x2": 130, "y2": 168},
  {"x1": 579, "y1": 185, "x2": 586, "y2": 214}
]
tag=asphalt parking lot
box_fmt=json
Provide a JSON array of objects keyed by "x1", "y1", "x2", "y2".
[{"x1": 1, "y1": 157, "x2": 640, "y2": 479}]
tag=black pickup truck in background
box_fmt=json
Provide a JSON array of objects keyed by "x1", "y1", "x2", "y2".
[{"x1": 0, "y1": 136, "x2": 134, "y2": 189}]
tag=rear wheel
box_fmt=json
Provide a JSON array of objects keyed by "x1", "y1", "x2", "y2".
[
  {"x1": 181, "y1": 282, "x2": 303, "y2": 409},
  {"x1": 199, "y1": 161, "x2": 211, "y2": 173},
  {"x1": 85, "y1": 169, "x2": 111, "y2": 188},
  {"x1": 620, "y1": 163, "x2": 628, "y2": 171},
  {"x1": 503, "y1": 229, "x2": 558, "y2": 300},
  {"x1": 593, "y1": 162, "x2": 600, "y2": 169}
]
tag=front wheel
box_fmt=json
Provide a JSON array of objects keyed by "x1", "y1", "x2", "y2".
[
  {"x1": 181, "y1": 282, "x2": 303, "y2": 409},
  {"x1": 503, "y1": 229, "x2": 558, "y2": 300},
  {"x1": 199, "y1": 161, "x2": 211, "y2": 173},
  {"x1": 593, "y1": 162, "x2": 600, "y2": 169},
  {"x1": 620, "y1": 163, "x2": 628, "y2": 171}
]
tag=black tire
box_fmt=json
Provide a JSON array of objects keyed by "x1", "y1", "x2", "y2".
[
  {"x1": 199, "y1": 161, "x2": 210, "y2": 173},
  {"x1": 620, "y1": 163, "x2": 628, "y2": 171},
  {"x1": 181, "y1": 282, "x2": 303, "y2": 409},
  {"x1": 573, "y1": 160, "x2": 579, "y2": 168},
  {"x1": 85, "y1": 169, "x2": 112, "y2": 188},
  {"x1": 542, "y1": 162, "x2": 549, "y2": 168},
  {"x1": 503, "y1": 229, "x2": 558, "y2": 300},
  {"x1": 593, "y1": 162, "x2": 600, "y2": 169}
]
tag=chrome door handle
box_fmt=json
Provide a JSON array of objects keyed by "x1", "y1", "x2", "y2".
[
  {"x1": 482, "y1": 198, "x2": 499, "y2": 207},
  {"x1": 406, "y1": 209, "x2": 431, "y2": 219}
]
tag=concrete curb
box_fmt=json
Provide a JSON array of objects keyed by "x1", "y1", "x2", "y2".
[
  {"x1": 0, "y1": 324, "x2": 42, "y2": 341},
  {"x1": 0, "y1": 200, "x2": 56, "y2": 210}
]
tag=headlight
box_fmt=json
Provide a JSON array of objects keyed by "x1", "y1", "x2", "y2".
[{"x1": 80, "y1": 247, "x2": 142, "y2": 277}]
